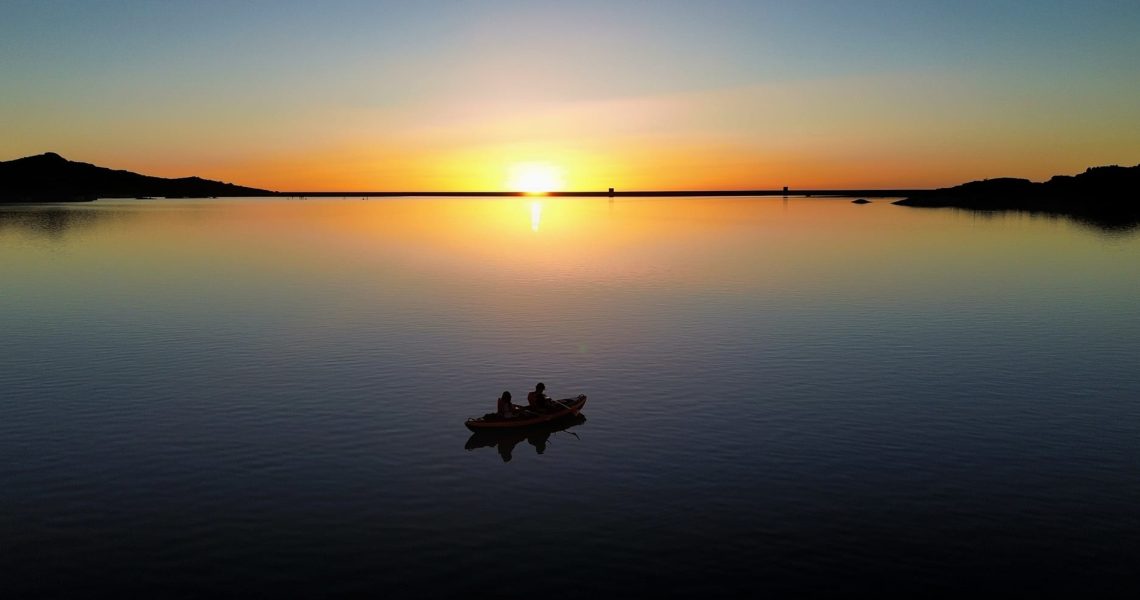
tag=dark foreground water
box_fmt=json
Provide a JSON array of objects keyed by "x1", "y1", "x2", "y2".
[{"x1": 2, "y1": 197, "x2": 1139, "y2": 596}]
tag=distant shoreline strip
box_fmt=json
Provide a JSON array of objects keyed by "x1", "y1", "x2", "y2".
[{"x1": 271, "y1": 189, "x2": 925, "y2": 198}]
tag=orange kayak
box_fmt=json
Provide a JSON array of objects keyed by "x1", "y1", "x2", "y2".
[{"x1": 465, "y1": 395, "x2": 587, "y2": 431}]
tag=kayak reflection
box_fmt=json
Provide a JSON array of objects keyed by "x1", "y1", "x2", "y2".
[{"x1": 465, "y1": 414, "x2": 587, "y2": 462}]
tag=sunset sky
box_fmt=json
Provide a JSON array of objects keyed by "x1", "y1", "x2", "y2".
[{"x1": 3, "y1": 1, "x2": 1139, "y2": 191}]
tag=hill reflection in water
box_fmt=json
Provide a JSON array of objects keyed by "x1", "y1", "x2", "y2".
[{"x1": 0, "y1": 204, "x2": 128, "y2": 238}]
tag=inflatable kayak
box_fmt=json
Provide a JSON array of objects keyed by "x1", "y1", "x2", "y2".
[{"x1": 465, "y1": 394, "x2": 587, "y2": 431}]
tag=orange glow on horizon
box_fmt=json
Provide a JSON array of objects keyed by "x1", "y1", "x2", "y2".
[{"x1": 112, "y1": 135, "x2": 1136, "y2": 194}]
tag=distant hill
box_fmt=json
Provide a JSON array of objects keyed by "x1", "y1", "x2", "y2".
[
  {"x1": 0, "y1": 152, "x2": 272, "y2": 202},
  {"x1": 894, "y1": 165, "x2": 1140, "y2": 230}
]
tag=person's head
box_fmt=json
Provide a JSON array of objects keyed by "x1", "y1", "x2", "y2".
[
  {"x1": 501, "y1": 391, "x2": 512, "y2": 401},
  {"x1": 535, "y1": 382, "x2": 545, "y2": 392}
]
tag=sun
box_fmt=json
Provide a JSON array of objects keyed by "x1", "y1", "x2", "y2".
[{"x1": 507, "y1": 162, "x2": 565, "y2": 194}]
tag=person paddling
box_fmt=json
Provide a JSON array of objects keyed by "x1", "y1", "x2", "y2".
[{"x1": 527, "y1": 382, "x2": 552, "y2": 410}]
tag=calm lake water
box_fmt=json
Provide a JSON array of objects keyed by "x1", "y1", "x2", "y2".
[{"x1": 2, "y1": 197, "x2": 1139, "y2": 596}]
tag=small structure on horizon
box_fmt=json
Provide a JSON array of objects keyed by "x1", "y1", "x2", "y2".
[
  {"x1": 608, "y1": 187, "x2": 614, "y2": 197},
  {"x1": 783, "y1": 186, "x2": 789, "y2": 195}
]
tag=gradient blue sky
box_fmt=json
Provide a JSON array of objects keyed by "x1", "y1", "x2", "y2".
[{"x1": 3, "y1": 1, "x2": 1138, "y2": 189}]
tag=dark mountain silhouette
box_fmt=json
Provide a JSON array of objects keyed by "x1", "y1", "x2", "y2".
[
  {"x1": 0, "y1": 152, "x2": 272, "y2": 202},
  {"x1": 894, "y1": 165, "x2": 1140, "y2": 230}
]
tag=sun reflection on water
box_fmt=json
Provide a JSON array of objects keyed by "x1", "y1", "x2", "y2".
[{"x1": 530, "y1": 201, "x2": 542, "y2": 232}]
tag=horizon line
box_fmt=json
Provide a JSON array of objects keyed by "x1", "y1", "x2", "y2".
[{"x1": 268, "y1": 188, "x2": 928, "y2": 198}]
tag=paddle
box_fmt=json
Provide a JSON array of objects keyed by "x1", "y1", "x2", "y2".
[{"x1": 510, "y1": 396, "x2": 570, "y2": 419}]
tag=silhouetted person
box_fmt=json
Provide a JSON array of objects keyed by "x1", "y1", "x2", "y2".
[
  {"x1": 496, "y1": 391, "x2": 517, "y2": 418},
  {"x1": 527, "y1": 382, "x2": 551, "y2": 410}
]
